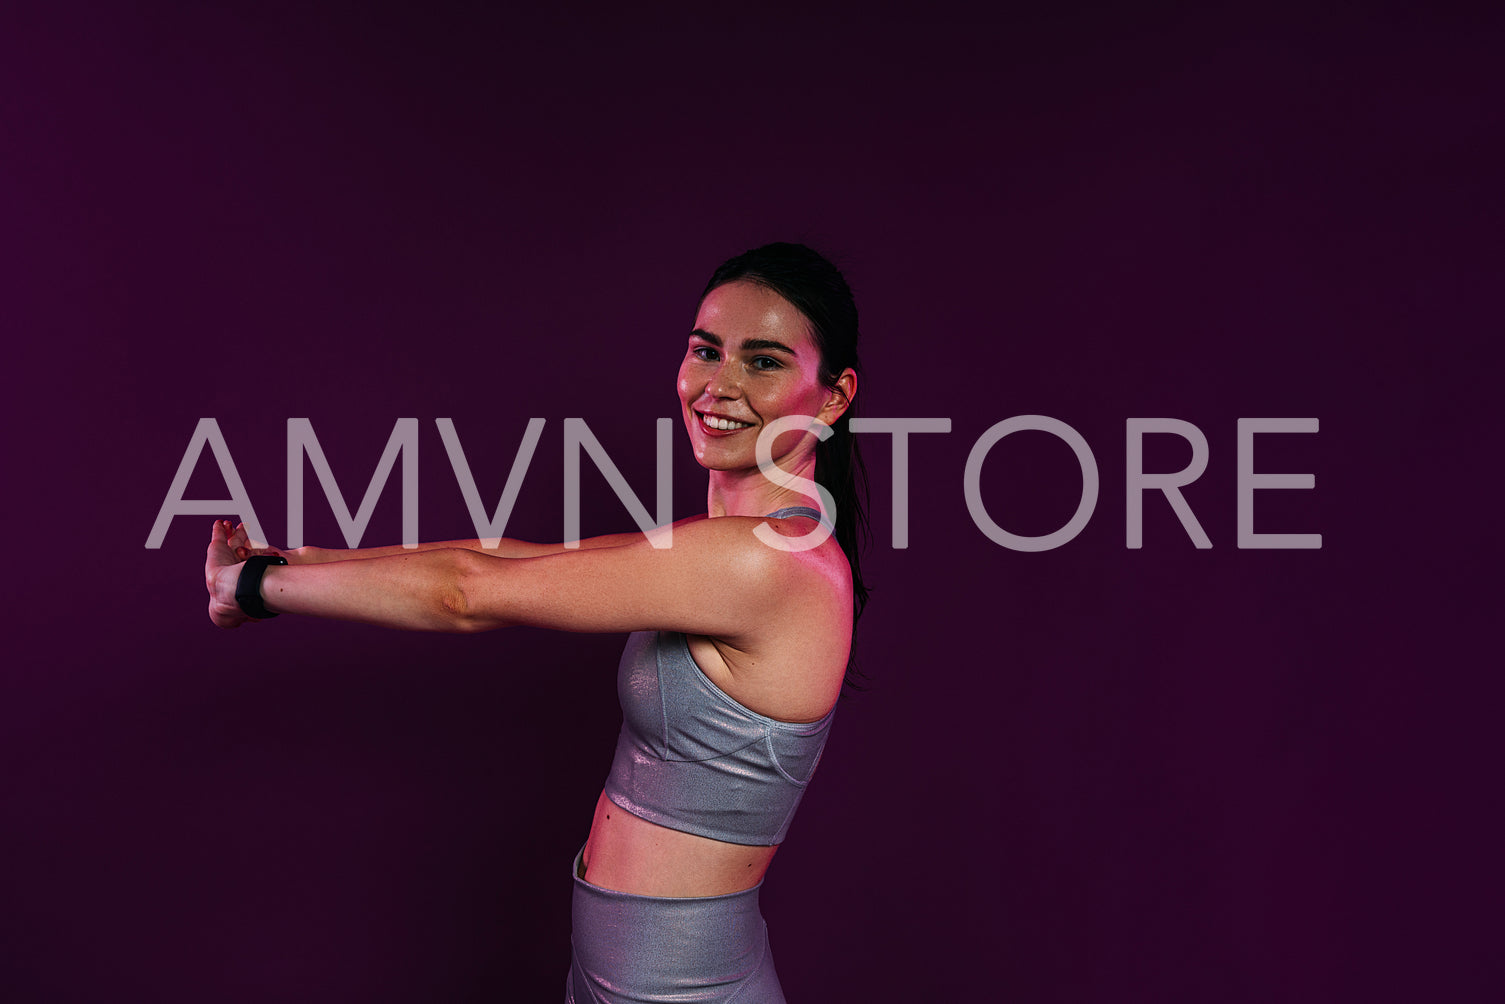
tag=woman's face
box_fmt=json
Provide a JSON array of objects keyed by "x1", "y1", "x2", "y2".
[{"x1": 677, "y1": 280, "x2": 853, "y2": 474}]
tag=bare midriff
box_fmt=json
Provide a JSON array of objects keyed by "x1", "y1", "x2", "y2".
[{"x1": 580, "y1": 789, "x2": 779, "y2": 897}]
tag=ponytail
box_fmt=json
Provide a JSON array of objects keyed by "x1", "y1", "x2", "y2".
[{"x1": 701, "y1": 242, "x2": 871, "y2": 690}]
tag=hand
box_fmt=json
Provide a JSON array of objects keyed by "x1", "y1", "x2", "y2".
[
  {"x1": 227, "y1": 521, "x2": 288, "y2": 561},
  {"x1": 206, "y1": 519, "x2": 252, "y2": 628}
]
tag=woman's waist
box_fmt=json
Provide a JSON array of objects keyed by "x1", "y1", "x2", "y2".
[{"x1": 581, "y1": 789, "x2": 779, "y2": 898}]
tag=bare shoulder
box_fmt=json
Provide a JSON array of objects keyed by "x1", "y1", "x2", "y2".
[
  {"x1": 654, "y1": 514, "x2": 850, "y2": 598},
  {"x1": 674, "y1": 516, "x2": 853, "y2": 720}
]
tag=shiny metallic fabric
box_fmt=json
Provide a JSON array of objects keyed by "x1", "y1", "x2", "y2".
[
  {"x1": 565, "y1": 850, "x2": 785, "y2": 1004},
  {"x1": 605, "y1": 628, "x2": 835, "y2": 846}
]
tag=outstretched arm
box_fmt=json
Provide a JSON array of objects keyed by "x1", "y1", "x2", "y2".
[
  {"x1": 207, "y1": 520, "x2": 474, "y2": 630},
  {"x1": 225, "y1": 523, "x2": 658, "y2": 565},
  {"x1": 206, "y1": 516, "x2": 821, "y2": 640}
]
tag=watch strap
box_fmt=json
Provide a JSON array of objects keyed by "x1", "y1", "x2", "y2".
[{"x1": 235, "y1": 555, "x2": 288, "y2": 619}]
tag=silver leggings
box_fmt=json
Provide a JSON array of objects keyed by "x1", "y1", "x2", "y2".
[{"x1": 565, "y1": 849, "x2": 786, "y2": 1003}]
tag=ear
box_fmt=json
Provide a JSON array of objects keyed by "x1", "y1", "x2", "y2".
[{"x1": 817, "y1": 368, "x2": 857, "y2": 426}]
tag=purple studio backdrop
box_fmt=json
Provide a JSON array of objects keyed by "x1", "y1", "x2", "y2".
[{"x1": 3, "y1": 3, "x2": 1498, "y2": 1002}]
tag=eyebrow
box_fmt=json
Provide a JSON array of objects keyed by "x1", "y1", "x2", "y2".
[{"x1": 689, "y1": 329, "x2": 799, "y2": 356}]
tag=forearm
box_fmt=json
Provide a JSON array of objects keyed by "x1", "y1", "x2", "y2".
[
  {"x1": 255, "y1": 548, "x2": 482, "y2": 631},
  {"x1": 288, "y1": 540, "x2": 493, "y2": 563},
  {"x1": 291, "y1": 532, "x2": 644, "y2": 563}
]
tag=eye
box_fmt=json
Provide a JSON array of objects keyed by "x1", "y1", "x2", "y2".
[
  {"x1": 751, "y1": 355, "x2": 781, "y2": 371},
  {"x1": 691, "y1": 345, "x2": 720, "y2": 362}
]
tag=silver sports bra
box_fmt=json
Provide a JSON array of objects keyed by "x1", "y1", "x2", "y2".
[{"x1": 601, "y1": 507, "x2": 837, "y2": 846}]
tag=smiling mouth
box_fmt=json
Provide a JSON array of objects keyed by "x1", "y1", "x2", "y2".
[{"x1": 697, "y1": 410, "x2": 755, "y2": 432}]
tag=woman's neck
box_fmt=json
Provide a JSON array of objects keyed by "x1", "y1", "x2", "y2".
[{"x1": 705, "y1": 454, "x2": 823, "y2": 518}]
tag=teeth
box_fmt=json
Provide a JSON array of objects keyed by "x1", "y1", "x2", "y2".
[{"x1": 703, "y1": 414, "x2": 752, "y2": 431}]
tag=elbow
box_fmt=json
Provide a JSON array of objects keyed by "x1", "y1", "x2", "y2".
[
  {"x1": 439, "y1": 550, "x2": 508, "y2": 633},
  {"x1": 437, "y1": 579, "x2": 480, "y2": 632}
]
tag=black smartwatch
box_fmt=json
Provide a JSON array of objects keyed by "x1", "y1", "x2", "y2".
[{"x1": 235, "y1": 555, "x2": 288, "y2": 619}]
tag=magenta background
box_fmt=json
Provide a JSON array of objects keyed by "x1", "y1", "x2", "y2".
[{"x1": 3, "y1": 3, "x2": 1498, "y2": 1001}]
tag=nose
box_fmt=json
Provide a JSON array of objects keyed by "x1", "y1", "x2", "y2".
[{"x1": 705, "y1": 360, "x2": 741, "y2": 400}]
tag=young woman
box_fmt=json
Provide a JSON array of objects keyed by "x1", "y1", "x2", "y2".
[{"x1": 204, "y1": 242, "x2": 869, "y2": 1003}]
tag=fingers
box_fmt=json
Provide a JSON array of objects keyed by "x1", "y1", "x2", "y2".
[
  {"x1": 205, "y1": 520, "x2": 242, "y2": 581},
  {"x1": 227, "y1": 522, "x2": 279, "y2": 560},
  {"x1": 208, "y1": 520, "x2": 232, "y2": 550},
  {"x1": 210, "y1": 520, "x2": 260, "y2": 549},
  {"x1": 228, "y1": 521, "x2": 249, "y2": 560},
  {"x1": 205, "y1": 521, "x2": 252, "y2": 628},
  {"x1": 240, "y1": 522, "x2": 273, "y2": 552}
]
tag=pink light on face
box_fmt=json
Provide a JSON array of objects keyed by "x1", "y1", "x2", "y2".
[{"x1": 677, "y1": 280, "x2": 844, "y2": 476}]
